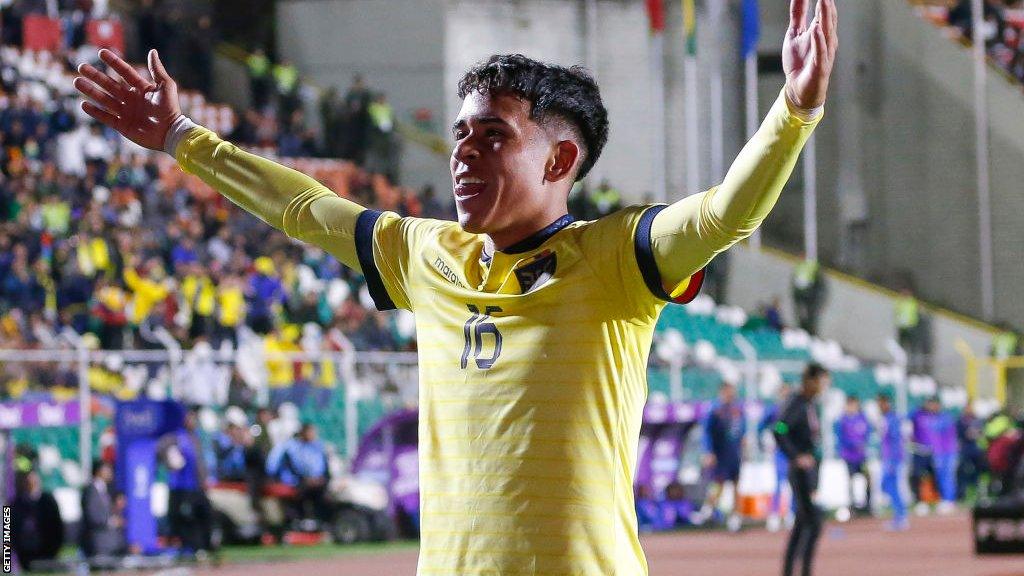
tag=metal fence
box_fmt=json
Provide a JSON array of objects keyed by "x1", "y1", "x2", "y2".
[{"x1": 0, "y1": 340, "x2": 420, "y2": 489}]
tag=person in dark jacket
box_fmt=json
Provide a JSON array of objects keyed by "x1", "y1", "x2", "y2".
[
  {"x1": 11, "y1": 470, "x2": 64, "y2": 571},
  {"x1": 158, "y1": 406, "x2": 213, "y2": 556},
  {"x1": 266, "y1": 422, "x2": 330, "y2": 526},
  {"x1": 774, "y1": 363, "x2": 831, "y2": 576},
  {"x1": 80, "y1": 460, "x2": 126, "y2": 559}
]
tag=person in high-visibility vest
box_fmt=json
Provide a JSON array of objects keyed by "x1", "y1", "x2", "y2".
[
  {"x1": 366, "y1": 93, "x2": 397, "y2": 180},
  {"x1": 895, "y1": 288, "x2": 926, "y2": 374},
  {"x1": 792, "y1": 258, "x2": 825, "y2": 335},
  {"x1": 247, "y1": 48, "x2": 272, "y2": 110},
  {"x1": 992, "y1": 326, "x2": 1020, "y2": 360},
  {"x1": 273, "y1": 60, "x2": 301, "y2": 124},
  {"x1": 588, "y1": 179, "x2": 622, "y2": 217},
  {"x1": 991, "y1": 325, "x2": 1023, "y2": 414}
]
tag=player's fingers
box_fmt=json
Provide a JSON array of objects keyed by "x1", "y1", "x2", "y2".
[
  {"x1": 148, "y1": 49, "x2": 174, "y2": 86},
  {"x1": 818, "y1": 0, "x2": 835, "y2": 48},
  {"x1": 813, "y1": 20, "x2": 829, "y2": 68},
  {"x1": 99, "y1": 48, "x2": 155, "y2": 91},
  {"x1": 789, "y1": 0, "x2": 809, "y2": 34},
  {"x1": 73, "y1": 77, "x2": 123, "y2": 112},
  {"x1": 826, "y1": 0, "x2": 839, "y2": 59},
  {"x1": 77, "y1": 63, "x2": 127, "y2": 98},
  {"x1": 81, "y1": 100, "x2": 121, "y2": 128}
]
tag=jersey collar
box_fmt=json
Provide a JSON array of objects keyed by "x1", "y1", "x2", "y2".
[{"x1": 499, "y1": 214, "x2": 575, "y2": 255}]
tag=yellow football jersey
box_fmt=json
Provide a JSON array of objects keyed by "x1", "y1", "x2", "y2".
[
  {"x1": 170, "y1": 87, "x2": 818, "y2": 576},
  {"x1": 358, "y1": 206, "x2": 701, "y2": 575}
]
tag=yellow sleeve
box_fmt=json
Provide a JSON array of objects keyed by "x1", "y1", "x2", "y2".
[
  {"x1": 355, "y1": 210, "x2": 451, "y2": 312},
  {"x1": 580, "y1": 205, "x2": 682, "y2": 320},
  {"x1": 174, "y1": 127, "x2": 366, "y2": 272},
  {"x1": 649, "y1": 89, "x2": 821, "y2": 295}
]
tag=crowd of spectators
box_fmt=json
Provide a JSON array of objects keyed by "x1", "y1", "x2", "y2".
[
  {"x1": 0, "y1": 3, "x2": 455, "y2": 405},
  {"x1": 922, "y1": 0, "x2": 1024, "y2": 84}
]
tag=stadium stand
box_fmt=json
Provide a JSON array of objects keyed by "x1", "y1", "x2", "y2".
[{"x1": 910, "y1": 0, "x2": 1024, "y2": 86}]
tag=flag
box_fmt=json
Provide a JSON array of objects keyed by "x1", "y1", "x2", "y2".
[
  {"x1": 646, "y1": 0, "x2": 666, "y2": 33},
  {"x1": 682, "y1": 0, "x2": 697, "y2": 56},
  {"x1": 741, "y1": 0, "x2": 760, "y2": 58}
]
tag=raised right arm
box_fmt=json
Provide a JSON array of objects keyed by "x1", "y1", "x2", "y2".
[
  {"x1": 73, "y1": 48, "x2": 367, "y2": 271},
  {"x1": 171, "y1": 123, "x2": 365, "y2": 271}
]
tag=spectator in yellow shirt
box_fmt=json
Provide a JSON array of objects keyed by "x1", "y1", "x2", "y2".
[
  {"x1": 215, "y1": 274, "x2": 246, "y2": 348},
  {"x1": 123, "y1": 257, "x2": 171, "y2": 329},
  {"x1": 264, "y1": 324, "x2": 300, "y2": 408},
  {"x1": 180, "y1": 262, "x2": 217, "y2": 340}
]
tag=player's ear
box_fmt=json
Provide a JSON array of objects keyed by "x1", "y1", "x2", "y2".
[{"x1": 544, "y1": 140, "x2": 579, "y2": 183}]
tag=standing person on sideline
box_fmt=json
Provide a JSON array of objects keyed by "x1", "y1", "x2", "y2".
[
  {"x1": 700, "y1": 381, "x2": 747, "y2": 531},
  {"x1": 877, "y1": 394, "x2": 909, "y2": 531},
  {"x1": 157, "y1": 407, "x2": 214, "y2": 557},
  {"x1": 11, "y1": 470, "x2": 64, "y2": 571},
  {"x1": 834, "y1": 396, "x2": 872, "y2": 516},
  {"x1": 956, "y1": 402, "x2": 986, "y2": 502},
  {"x1": 71, "y1": 0, "x2": 837, "y2": 570},
  {"x1": 774, "y1": 363, "x2": 831, "y2": 576},
  {"x1": 80, "y1": 459, "x2": 127, "y2": 559},
  {"x1": 911, "y1": 397, "x2": 959, "y2": 514},
  {"x1": 761, "y1": 384, "x2": 793, "y2": 532}
]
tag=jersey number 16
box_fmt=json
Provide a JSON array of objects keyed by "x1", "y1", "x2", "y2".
[{"x1": 461, "y1": 305, "x2": 503, "y2": 370}]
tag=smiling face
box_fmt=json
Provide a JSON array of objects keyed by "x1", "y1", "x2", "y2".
[{"x1": 450, "y1": 91, "x2": 579, "y2": 249}]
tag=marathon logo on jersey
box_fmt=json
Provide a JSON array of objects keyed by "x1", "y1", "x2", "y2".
[
  {"x1": 515, "y1": 250, "x2": 557, "y2": 294},
  {"x1": 432, "y1": 256, "x2": 466, "y2": 289}
]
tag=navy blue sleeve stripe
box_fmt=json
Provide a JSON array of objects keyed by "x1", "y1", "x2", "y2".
[
  {"x1": 633, "y1": 204, "x2": 705, "y2": 304},
  {"x1": 634, "y1": 204, "x2": 673, "y2": 301},
  {"x1": 354, "y1": 209, "x2": 397, "y2": 311}
]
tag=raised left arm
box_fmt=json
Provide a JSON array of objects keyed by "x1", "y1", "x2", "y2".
[{"x1": 649, "y1": 0, "x2": 837, "y2": 293}]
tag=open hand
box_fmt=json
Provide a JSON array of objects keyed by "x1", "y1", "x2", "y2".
[
  {"x1": 783, "y1": 0, "x2": 838, "y2": 110},
  {"x1": 73, "y1": 49, "x2": 181, "y2": 151}
]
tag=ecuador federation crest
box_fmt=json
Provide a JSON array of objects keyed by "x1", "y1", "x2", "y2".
[{"x1": 514, "y1": 250, "x2": 557, "y2": 294}]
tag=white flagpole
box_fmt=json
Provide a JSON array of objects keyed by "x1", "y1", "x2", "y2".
[
  {"x1": 685, "y1": 56, "x2": 699, "y2": 196},
  {"x1": 745, "y1": 53, "x2": 761, "y2": 249},
  {"x1": 651, "y1": 32, "x2": 668, "y2": 203},
  {"x1": 709, "y1": 0, "x2": 724, "y2": 183},
  {"x1": 585, "y1": 0, "x2": 602, "y2": 187},
  {"x1": 971, "y1": 0, "x2": 994, "y2": 320},
  {"x1": 803, "y1": 135, "x2": 818, "y2": 262}
]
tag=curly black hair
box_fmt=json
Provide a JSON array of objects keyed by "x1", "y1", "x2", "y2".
[{"x1": 457, "y1": 54, "x2": 609, "y2": 181}]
